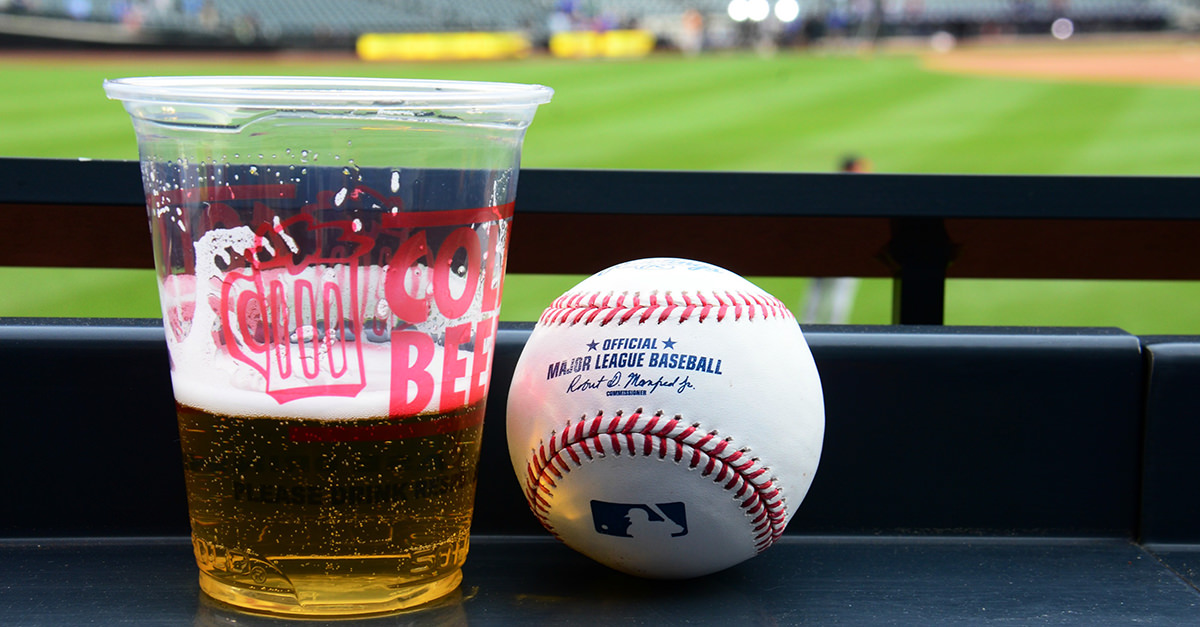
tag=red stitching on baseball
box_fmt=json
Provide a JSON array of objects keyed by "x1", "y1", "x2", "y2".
[
  {"x1": 539, "y1": 289, "x2": 793, "y2": 327},
  {"x1": 523, "y1": 409, "x2": 787, "y2": 553}
]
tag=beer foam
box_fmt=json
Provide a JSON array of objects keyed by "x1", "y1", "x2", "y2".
[
  {"x1": 170, "y1": 344, "x2": 397, "y2": 419},
  {"x1": 169, "y1": 325, "x2": 484, "y2": 420},
  {"x1": 164, "y1": 245, "x2": 488, "y2": 420}
]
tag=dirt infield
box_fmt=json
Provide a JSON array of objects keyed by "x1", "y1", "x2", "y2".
[{"x1": 922, "y1": 42, "x2": 1200, "y2": 86}]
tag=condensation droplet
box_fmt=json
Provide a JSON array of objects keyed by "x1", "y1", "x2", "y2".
[
  {"x1": 334, "y1": 187, "x2": 348, "y2": 206},
  {"x1": 390, "y1": 170, "x2": 401, "y2": 193}
]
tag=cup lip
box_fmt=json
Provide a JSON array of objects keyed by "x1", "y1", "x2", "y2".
[{"x1": 103, "y1": 76, "x2": 554, "y2": 110}]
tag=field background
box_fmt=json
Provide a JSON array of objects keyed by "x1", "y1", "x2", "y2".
[{"x1": 2, "y1": 42, "x2": 1200, "y2": 331}]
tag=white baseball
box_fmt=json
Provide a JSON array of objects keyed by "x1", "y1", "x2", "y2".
[{"x1": 506, "y1": 258, "x2": 824, "y2": 579}]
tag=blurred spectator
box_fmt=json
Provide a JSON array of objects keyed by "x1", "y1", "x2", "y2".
[
  {"x1": 802, "y1": 155, "x2": 871, "y2": 324},
  {"x1": 199, "y1": 0, "x2": 218, "y2": 31},
  {"x1": 66, "y1": 0, "x2": 92, "y2": 21},
  {"x1": 840, "y1": 154, "x2": 872, "y2": 174},
  {"x1": 547, "y1": 8, "x2": 571, "y2": 37},
  {"x1": 3, "y1": 0, "x2": 30, "y2": 15},
  {"x1": 680, "y1": 8, "x2": 703, "y2": 56}
]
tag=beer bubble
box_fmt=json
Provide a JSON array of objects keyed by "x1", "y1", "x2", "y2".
[{"x1": 291, "y1": 324, "x2": 321, "y2": 344}]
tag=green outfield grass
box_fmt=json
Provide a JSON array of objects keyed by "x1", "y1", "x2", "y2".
[{"x1": 2, "y1": 49, "x2": 1199, "y2": 331}]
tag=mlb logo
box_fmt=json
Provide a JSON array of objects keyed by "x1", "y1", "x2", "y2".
[{"x1": 591, "y1": 500, "x2": 688, "y2": 539}]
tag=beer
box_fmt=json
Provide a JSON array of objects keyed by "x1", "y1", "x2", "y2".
[
  {"x1": 106, "y1": 77, "x2": 549, "y2": 617},
  {"x1": 150, "y1": 169, "x2": 510, "y2": 615},
  {"x1": 141, "y1": 163, "x2": 518, "y2": 615},
  {"x1": 177, "y1": 400, "x2": 484, "y2": 615}
]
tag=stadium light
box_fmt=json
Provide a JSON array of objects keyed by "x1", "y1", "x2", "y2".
[
  {"x1": 775, "y1": 0, "x2": 801, "y2": 23},
  {"x1": 747, "y1": 0, "x2": 770, "y2": 22},
  {"x1": 1051, "y1": 18, "x2": 1074, "y2": 40},
  {"x1": 728, "y1": 0, "x2": 750, "y2": 22}
]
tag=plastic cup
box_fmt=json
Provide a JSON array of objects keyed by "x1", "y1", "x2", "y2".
[{"x1": 105, "y1": 76, "x2": 551, "y2": 616}]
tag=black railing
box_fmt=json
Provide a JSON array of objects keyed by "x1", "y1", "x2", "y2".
[{"x1": 4, "y1": 157, "x2": 1200, "y2": 323}]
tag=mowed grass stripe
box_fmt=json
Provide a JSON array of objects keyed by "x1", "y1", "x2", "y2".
[
  {"x1": 772, "y1": 69, "x2": 1046, "y2": 172},
  {"x1": 675, "y1": 57, "x2": 939, "y2": 171},
  {"x1": 990, "y1": 84, "x2": 1148, "y2": 174},
  {"x1": 504, "y1": 55, "x2": 860, "y2": 168},
  {"x1": 946, "y1": 279, "x2": 1200, "y2": 331},
  {"x1": 897, "y1": 79, "x2": 1134, "y2": 173},
  {"x1": 5, "y1": 115, "x2": 134, "y2": 159},
  {"x1": 1068, "y1": 85, "x2": 1200, "y2": 175},
  {"x1": 569, "y1": 56, "x2": 945, "y2": 171},
  {"x1": 0, "y1": 267, "x2": 160, "y2": 317}
]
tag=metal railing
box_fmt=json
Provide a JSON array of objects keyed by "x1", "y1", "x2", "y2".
[{"x1": 3, "y1": 156, "x2": 1199, "y2": 323}]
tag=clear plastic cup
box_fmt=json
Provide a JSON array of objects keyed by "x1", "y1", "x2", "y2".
[{"x1": 105, "y1": 76, "x2": 551, "y2": 617}]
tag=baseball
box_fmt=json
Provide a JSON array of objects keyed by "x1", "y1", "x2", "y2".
[{"x1": 506, "y1": 258, "x2": 824, "y2": 579}]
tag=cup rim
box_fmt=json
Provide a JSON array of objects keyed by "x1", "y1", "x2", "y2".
[{"x1": 103, "y1": 76, "x2": 554, "y2": 110}]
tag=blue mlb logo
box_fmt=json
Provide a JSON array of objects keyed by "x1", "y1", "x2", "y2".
[{"x1": 590, "y1": 500, "x2": 688, "y2": 538}]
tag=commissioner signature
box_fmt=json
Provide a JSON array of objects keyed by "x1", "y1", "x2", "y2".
[{"x1": 566, "y1": 371, "x2": 695, "y2": 395}]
